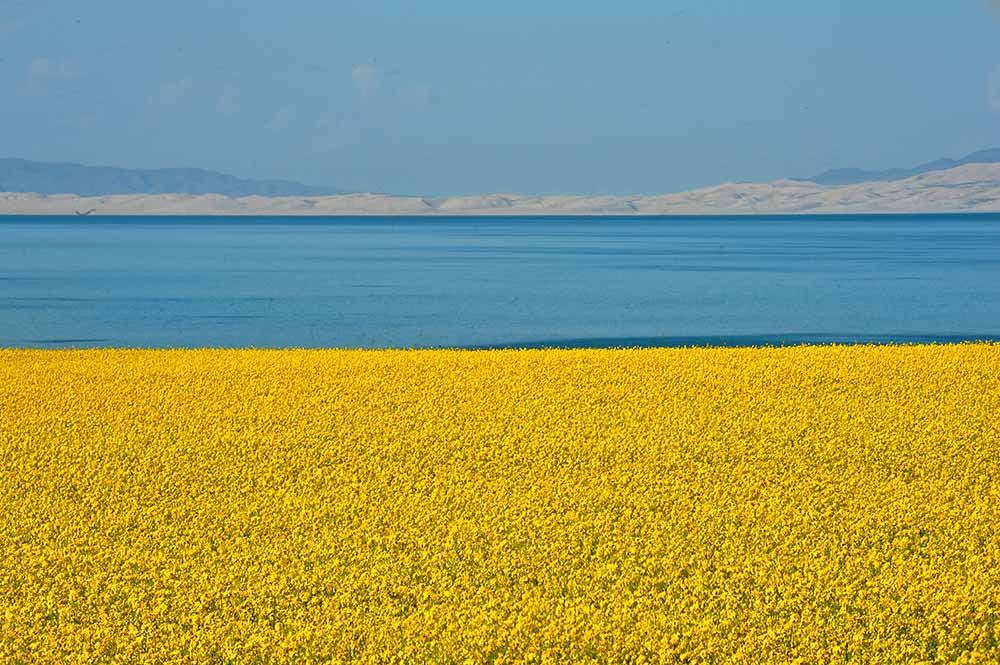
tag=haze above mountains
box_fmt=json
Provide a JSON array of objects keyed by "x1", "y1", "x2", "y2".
[{"x1": 3, "y1": 149, "x2": 1000, "y2": 215}]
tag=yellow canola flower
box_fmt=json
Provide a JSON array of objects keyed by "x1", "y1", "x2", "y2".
[{"x1": 1, "y1": 344, "x2": 1000, "y2": 663}]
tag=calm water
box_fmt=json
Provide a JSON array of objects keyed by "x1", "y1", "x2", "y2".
[{"x1": 2, "y1": 214, "x2": 1000, "y2": 349}]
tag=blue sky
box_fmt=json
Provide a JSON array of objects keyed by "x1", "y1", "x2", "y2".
[{"x1": 2, "y1": 0, "x2": 1000, "y2": 195}]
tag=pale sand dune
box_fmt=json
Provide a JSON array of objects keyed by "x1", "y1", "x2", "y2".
[{"x1": 3, "y1": 163, "x2": 1000, "y2": 216}]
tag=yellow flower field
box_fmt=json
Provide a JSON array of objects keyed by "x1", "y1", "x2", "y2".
[{"x1": 2, "y1": 344, "x2": 1000, "y2": 663}]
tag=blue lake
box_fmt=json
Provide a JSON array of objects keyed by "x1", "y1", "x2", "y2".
[{"x1": 2, "y1": 214, "x2": 1000, "y2": 348}]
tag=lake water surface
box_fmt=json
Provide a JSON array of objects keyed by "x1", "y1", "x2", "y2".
[{"x1": 2, "y1": 214, "x2": 999, "y2": 348}]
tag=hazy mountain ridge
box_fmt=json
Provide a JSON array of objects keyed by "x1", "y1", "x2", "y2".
[
  {"x1": 3, "y1": 163, "x2": 1000, "y2": 215},
  {"x1": 802, "y1": 148, "x2": 1000, "y2": 186},
  {"x1": 0, "y1": 158, "x2": 342, "y2": 197}
]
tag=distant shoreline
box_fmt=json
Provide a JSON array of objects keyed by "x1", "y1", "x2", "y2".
[
  {"x1": 3, "y1": 163, "x2": 1000, "y2": 216},
  {"x1": 4, "y1": 212, "x2": 1000, "y2": 220}
]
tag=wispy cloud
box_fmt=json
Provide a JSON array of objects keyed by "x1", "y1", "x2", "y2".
[
  {"x1": 0, "y1": 18, "x2": 23, "y2": 35},
  {"x1": 151, "y1": 78, "x2": 193, "y2": 107},
  {"x1": 29, "y1": 58, "x2": 50, "y2": 79},
  {"x1": 400, "y1": 83, "x2": 434, "y2": 110},
  {"x1": 351, "y1": 63, "x2": 382, "y2": 99},
  {"x1": 312, "y1": 110, "x2": 357, "y2": 152},
  {"x1": 989, "y1": 65, "x2": 1000, "y2": 113},
  {"x1": 215, "y1": 86, "x2": 240, "y2": 115},
  {"x1": 28, "y1": 57, "x2": 80, "y2": 83},
  {"x1": 979, "y1": 3, "x2": 999, "y2": 113},
  {"x1": 267, "y1": 106, "x2": 296, "y2": 131}
]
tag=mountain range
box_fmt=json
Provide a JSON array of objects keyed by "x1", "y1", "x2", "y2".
[
  {"x1": 0, "y1": 158, "x2": 341, "y2": 197},
  {"x1": 801, "y1": 148, "x2": 1000, "y2": 186},
  {"x1": 3, "y1": 163, "x2": 999, "y2": 215},
  {"x1": 3, "y1": 150, "x2": 1000, "y2": 215},
  {"x1": 4, "y1": 148, "x2": 1000, "y2": 198}
]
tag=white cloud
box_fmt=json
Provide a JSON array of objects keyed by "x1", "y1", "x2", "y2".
[
  {"x1": 351, "y1": 63, "x2": 382, "y2": 99},
  {"x1": 990, "y1": 66, "x2": 1000, "y2": 113}
]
